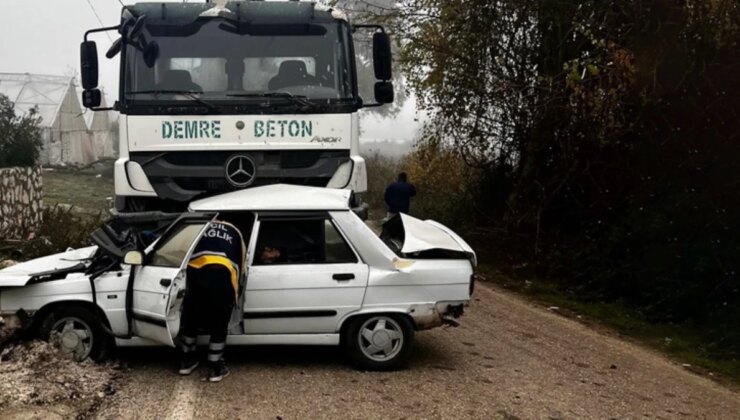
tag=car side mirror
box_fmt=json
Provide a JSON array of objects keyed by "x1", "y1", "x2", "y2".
[
  {"x1": 124, "y1": 250, "x2": 144, "y2": 266},
  {"x1": 374, "y1": 81, "x2": 394, "y2": 104},
  {"x1": 373, "y1": 32, "x2": 392, "y2": 81},
  {"x1": 80, "y1": 41, "x2": 99, "y2": 90}
]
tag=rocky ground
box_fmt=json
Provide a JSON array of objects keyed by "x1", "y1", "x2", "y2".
[{"x1": 0, "y1": 325, "x2": 122, "y2": 420}]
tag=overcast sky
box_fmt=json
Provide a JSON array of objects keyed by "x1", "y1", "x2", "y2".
[{"x1": 0, "y1": 0, "x2": 421, "y2": 143}]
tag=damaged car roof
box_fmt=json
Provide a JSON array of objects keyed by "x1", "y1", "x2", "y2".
[{"x1": 189, "y1": 184, "x2": 353, "y2": 212}]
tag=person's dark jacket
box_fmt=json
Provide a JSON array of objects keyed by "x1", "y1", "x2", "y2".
[
  {"x1": 384, "y1": 181, "x2": 417, "y2": 214},
  {"x1": 188, "y1": 221, "x2": 245, "y2": 297}
]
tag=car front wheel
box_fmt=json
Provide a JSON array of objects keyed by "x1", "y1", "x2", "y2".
[
  {"x1": 345, "y1": 314, "x2": 414, "y2": 371},
  {"x1": 39, "y1": 306, "x2": 113, "y2": 362}
]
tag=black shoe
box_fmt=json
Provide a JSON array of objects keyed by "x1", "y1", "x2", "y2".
[
  {"x1": 208, "y1": 360, "x2": 229, "y2": 382},
  {"x1": 178, "y1": 354, "x2": 200, "y2": 375}
]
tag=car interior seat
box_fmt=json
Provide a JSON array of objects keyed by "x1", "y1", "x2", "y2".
[{"x1": 268, "y1": 60, "x2": 319, "y2": 91}]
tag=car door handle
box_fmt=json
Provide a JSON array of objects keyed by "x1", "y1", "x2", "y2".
[
  {"x1": 333, "y1": 273, "x2": 355, "y2": 281},
  {"x1": 160, "y1": 278, "x2": 172, "y2": 287}
]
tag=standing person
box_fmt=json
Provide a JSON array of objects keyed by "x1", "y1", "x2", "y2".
[
  {"x1": 384, "y1": 172, "x2": 417, "y2": 219},
  {"x1": 178, "y1": 220, "x2": 245, "y2": 382}
]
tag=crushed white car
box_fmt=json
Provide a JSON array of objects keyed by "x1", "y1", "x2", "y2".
[{"x1": 0, "y1": 185, "x2": 476, "y2": 370}]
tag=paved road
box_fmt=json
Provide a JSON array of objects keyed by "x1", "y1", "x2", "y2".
[{"x1": 95, "y1": 283, "x2": 740, "y2": 419}]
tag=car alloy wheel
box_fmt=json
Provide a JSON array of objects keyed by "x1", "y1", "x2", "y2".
[
  {"x1": 39, "y1": 306, "x2": 113, "y2": 363},
  {"x1": 51, "y1": 316, "x2": 95, "y2": 362},
  {"x1": 357, "y1": 316, "x2": 404, "y2": 362}
]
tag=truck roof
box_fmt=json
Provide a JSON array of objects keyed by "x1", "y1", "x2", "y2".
[
  {"x1": 189, "y1": 184, "x2": 352, "y2": 212},
  {"x1": 126, "y1": 1, "x2": 342, "y2": 25}
]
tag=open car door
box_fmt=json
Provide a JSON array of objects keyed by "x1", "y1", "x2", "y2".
[{"x1": 131, "y1": 213, "x2": 218, "y2": 346}]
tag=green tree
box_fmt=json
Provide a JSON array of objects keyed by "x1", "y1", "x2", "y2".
[
  {"x1": 395, "y1": 0, "x2": 740, "y2": 352},
  {"x1": 0, "y1": 94, "x2": 43, "y2": 168},
  {"x1": 331, "y1": 0, "x2": 409, "y2": 117}
]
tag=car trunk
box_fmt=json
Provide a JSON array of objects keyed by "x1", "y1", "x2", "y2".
[{"x1": 380, "y1": 214, "x2": 477, "y2": 266}]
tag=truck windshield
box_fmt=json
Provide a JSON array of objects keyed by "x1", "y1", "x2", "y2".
[{"x1": 123, "y1": 19, "x2": 355, "y2": 109}]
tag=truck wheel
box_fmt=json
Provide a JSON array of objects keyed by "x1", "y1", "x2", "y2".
[
  {"x1": 39, "y1": 306, "x2": 113, "y2": 362},
  {"x1": 345, "y1": 314, "x2": 414, "y2": 371}
]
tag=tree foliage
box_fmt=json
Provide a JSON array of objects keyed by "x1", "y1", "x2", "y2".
[
  {"x1": 394, "y1": 0, "x2": 740, "y2": 352},
  {"x1": 330, "y1": 0, "x2": 409, "y2": 117},
  {"x1": 0, "y1": 94, "x2": 43, "y2": 168}
]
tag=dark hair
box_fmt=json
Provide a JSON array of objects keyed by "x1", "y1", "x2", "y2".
[{"x1": 398, "y1": 172, "x2": 408, "y2": 182}]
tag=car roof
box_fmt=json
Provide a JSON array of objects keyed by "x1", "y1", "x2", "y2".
[{"x1": 188, "y1": 184, "x2": 352, "y2": 212}]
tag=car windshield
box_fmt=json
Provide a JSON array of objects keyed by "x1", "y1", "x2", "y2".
[{"x1": 123, "y1": 19, "x2": 355, "y2": 107}]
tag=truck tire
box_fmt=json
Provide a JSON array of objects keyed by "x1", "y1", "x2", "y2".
[
  {"x1": 39, "y1": 306, "x2": 113, "y2": 362},
  {"x1": 345, "y1": 314, "x2": 414, "y2": 371}
]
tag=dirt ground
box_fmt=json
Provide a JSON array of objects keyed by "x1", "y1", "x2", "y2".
[
  {"x1": 0, "y1": 330, "x2": 121, "y2": 420},
  {"x1": 84, "y1": 283, "x2": 740, "y2": 420}
]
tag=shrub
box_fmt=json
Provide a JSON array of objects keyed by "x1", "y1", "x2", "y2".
[
  {"x1": 362, "y1": 151, "x2": 403, "y2": 218},
  {"x1": 0, "y1": 94, "x2": 43, "y2": 168},
  {"x1": 402, "y1": 142, "x2": 479, "y2": 230},
  {"x1": 16, "y1": 206, "x2": 104, "y2": 261}
]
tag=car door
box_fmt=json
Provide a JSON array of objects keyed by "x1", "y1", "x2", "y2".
[
  {"x1": 131, "y1": 213, "x2": 217, "y2": 346},
  {"x1": 243, "y1": 213, "x2": 369, "y2": 334}
]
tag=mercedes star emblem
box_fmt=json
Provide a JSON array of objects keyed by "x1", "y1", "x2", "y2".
[{"x1": 224, "y1": 154, "x2": 257, "y2": 188}]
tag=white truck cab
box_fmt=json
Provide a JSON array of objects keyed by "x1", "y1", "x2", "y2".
[{"x1": 80, "y1": 1, "x2": 393, "y2": 212}]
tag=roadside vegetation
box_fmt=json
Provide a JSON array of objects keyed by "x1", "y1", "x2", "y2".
[
  {"x1": 0, "y1": 94, "x2": 42, "y2": 168},
  {"x1": 0, "y1": 146, "x2": 112, "y2": 262},
  {"x1": 354, "y1": 0, "x2": 740, "y2": 382}
]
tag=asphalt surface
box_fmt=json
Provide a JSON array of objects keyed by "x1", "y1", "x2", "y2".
[{"x1": 93, "y1": 283, "x2": 740, "y2": 419}]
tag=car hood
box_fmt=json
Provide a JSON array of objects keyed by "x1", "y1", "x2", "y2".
[
  {"x1": 398, "y1": 214, "x2": 477, "y2": 266},
  {"x1": 0, "y1": 246, "x2": 97, "y2": 287}
]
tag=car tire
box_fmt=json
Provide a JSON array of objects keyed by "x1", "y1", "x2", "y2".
[
  {"x1": 345, "y1": 314, "x2": 414, "y2": 371},
  {"x1": 39, "y1": 306, "x2": 113, "y2": 362}
]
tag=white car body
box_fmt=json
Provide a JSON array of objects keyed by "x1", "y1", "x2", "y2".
[{"x1": 0, "y1": 185, "x2": 474, "y2": 365}]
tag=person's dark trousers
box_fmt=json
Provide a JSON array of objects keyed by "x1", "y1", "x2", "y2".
[{"x1": 180, "y1": 265, "x2": 235, "y2": 364}]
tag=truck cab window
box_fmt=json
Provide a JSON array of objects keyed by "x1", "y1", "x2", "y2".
[{"x1": 124, "y1": 20, "x2": 354, "y2": 107}]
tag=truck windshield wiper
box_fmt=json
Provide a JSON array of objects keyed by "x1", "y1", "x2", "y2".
[
  {"x1": 127, "y1": 90, "x2": 221, "y2": 113},
  {"x1": 226, "y1": 92, "x2": 316, "y2": 108}
]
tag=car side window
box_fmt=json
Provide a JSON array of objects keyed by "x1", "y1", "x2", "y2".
[
  {"x1": 324, "y1": 220, "x2": 357, "y2": 263},
  {"x1": 150, "y1": 223, "x2": 208, "y2": 268},
  {"x1": 253, "y1": 218, "x2": 357, "y2": 265}
]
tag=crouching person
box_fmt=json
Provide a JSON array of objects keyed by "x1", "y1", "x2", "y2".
[{"x1": 178, "y1": 220, "x2": 245, "y2": 382}]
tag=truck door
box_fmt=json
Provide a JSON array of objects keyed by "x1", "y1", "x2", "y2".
[{"x1": 131, "y1": 213, "x2": 218, "y2": 346}]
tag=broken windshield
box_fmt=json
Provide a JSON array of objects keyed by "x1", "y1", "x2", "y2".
[{"x1": 122, "y1": 19, "x2": 355, "y2": 111}]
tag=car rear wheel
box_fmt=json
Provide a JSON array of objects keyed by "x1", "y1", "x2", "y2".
[
  {"x1": 345, "y1": 314, "x2": 414, "y2": 371},
  {"x1": 39, "y1": 306, "x2": 113, "y2": 362}
]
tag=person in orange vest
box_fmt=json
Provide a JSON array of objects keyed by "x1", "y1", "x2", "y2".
[{"x1": 178, "y1": 220, "x2": 245, "y2": 382}]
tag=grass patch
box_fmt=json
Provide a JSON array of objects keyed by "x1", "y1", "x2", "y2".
[
  {"x1": 1, "y1": 169, "x2": 111, "y2": 261},
  {"x1": 478, "y1": 263, "x2": 740, "y2": 385},
  {"x1": 42, "y1": 170, "x2": 113, "y2": 213}
]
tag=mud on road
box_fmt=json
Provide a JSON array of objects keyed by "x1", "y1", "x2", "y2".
[{"x1": 91, "y1": 283, "x2": 740, "y2": 419}]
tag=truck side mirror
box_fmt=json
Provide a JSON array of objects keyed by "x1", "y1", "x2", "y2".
[
  {"x1": 80, "y1": 41, "x2": 99, "y2": 90},
  {"x1": 374, "y1": 81, "x2": 394, "y2": 104},
  {"x1": 82, "y1": 89, "x2": 102, "y2": 108},
  {"x1": 373, "y1": 32, "x2": 392, "y2": 81}
]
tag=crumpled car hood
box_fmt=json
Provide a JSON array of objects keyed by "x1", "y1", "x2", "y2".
[
  {"x1": 0, "y1": 246, "x2": 97, "y2": 287},
  {"x1": 398, "y1": 214, "x2": 477, "y2": 266}
]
